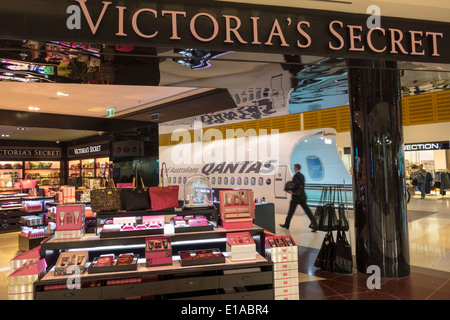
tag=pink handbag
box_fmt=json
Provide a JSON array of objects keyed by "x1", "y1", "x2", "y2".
[
  {"x1": 20, "y1": 174, "x2": 37, "y2": 189},
  {"x1": 149, "y1": 163, "x2": 179, "y2": 210}
]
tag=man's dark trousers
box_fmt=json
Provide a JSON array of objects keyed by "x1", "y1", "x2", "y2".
[{"x1": 283, "y1": 195, "x2": 315, "y2": 228}]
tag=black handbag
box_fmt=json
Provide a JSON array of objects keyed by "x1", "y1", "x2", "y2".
[
  {"x1": 333, "y1": 229, "x2": 353, "y2": 273},
  {"x1": 314, "y1": 231, "x2": 336, "y2": 271},
  {"x1": 336, "y1": 187, "x2": 349, "y2": 232},
  {"x1": 121, "y1": 164, "x2": 150, "y2": 211},
  {"x1": 309, "y1": 187, "x2": 327, "y2": 230},
  {"x1": 412, "y1": 178, "x2": 418, "y2": 186},
  {"x1": 284, "y1": 181, "x2": 296, "y2": 193},
  {"x1": 310, "y1": 187, "x2": 340, "y2": 231},
  {"x1": 314, "y1": 206, "x2": 337, "y2": 271}
]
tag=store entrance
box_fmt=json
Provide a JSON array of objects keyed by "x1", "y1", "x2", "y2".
[{"x1": 0, "y1": 7, "x2": 449, "y2": 282}]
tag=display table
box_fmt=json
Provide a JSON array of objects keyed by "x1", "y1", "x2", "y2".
[
  {"x1": 34, "y1": 204, "x2": 274, "y2": 300},
  {"x1": 34, "y1": 253, "x2": 274, "y2": 300},
  {"x1": 40, "y1": 225, "x2": 266, "y2": 264}
]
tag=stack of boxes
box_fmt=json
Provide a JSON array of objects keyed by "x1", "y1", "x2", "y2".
[
  {"x1": 226, "y1": 232, "x2": 256, "y2": 261},
  {"x1": 265, "y1": 235, "x2": 299, "y2": 300},
  {"x1": 56, "y1": 186, "x2": 76, "y2": 204},
  {"x1": 8, "y1": 246, "x2": 47, "y2": 300}
]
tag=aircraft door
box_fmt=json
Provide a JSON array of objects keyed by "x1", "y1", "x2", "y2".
[{"x1": 274, "y1": 165, "x2": 288, "y2": 199}]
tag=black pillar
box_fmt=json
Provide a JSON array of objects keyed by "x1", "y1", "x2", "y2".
[{"x1": 347, "y1": 59, "x2": 410, "y2": 278}]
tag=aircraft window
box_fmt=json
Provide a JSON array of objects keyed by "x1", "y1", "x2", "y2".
[
  {"x1": 230, "y1": 177, "x2": 235, "y2": 185},
  {"x1": 244, "y1": 177, "x2": 249, "y2": 185},
  {"x1": 224, "y1": 177, "x2": 228, "y2": 185},
  {"x1": 183, "y1": 177, "x2": 187, "y2": 184},
  {"x1": 237, "y1": 177, "x2": 242, "y2": 185},
  {"x1": 168, "y1": 177, "x2": 172, "y2": 183},
  {"x1": 251, "y1": 177, "x2": 256, "y2": 186},
  {"x1": 266, "y1": 178, "x2": 272, "y2": 185},
  {"x1": 258, "y1": 177, "x2": 263, "y2": 186},
  {"x1": 211, "y1": 177, "x2": 216, "y2": 185},
  {"x1": 178, "y1": 177, "x2": 182, "y2": 184},
  {"x1": 218, "y1": 177, "x2": 222, "y2": 185}
]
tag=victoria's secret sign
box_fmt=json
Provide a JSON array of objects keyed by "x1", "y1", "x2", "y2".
[
  {"x1": 68, "y1": 141, "x2": 110, "y2": 158},
  {"x1": 0, "y1": 146, "x2": 62, "y2": 159},
  {"x1": 65, "y1": 0, "x2": 444, "y2": 58},
  {"x1": 1, "y1": 0, "x2": 448, "y2": 63}
]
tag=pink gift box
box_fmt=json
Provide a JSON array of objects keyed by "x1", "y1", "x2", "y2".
[
  {"x1": 8, "y1": 259, "x2": 47, "y2": 297},
  {"x1": 221, "y1": 218, "x2": 253, "y2": 230},
  {"x1": 55, "y1": 204, "x2": 85, "y2": 232},
  {"x1": 10, "y1": 246, "x2": 42, "y2": 273},
  {"x1": 145, "y1": 237, "x2": 172, "y2": 267}
]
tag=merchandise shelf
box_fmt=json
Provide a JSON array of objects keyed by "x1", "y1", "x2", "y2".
[{"x1": 34, "y1": 253, "x2": 274, "y2": 300}]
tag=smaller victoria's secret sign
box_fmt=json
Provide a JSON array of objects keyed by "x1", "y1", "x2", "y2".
[
  {"x1": 0, "y1": 146, "x2": 62, "y2": 159},
  {"x1": 68, "y1": 141, "x2": 110, "y2": 158}
]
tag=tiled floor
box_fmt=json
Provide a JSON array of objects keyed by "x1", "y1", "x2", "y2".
[
  {"x1": 1, "y1": 196, "x2": 449, "y2": 300},
  {"x1": 276, "y1": 196, "x2": 450, "y2": 300},
  {"x1": 296, "y1": 246, "x2": 450, "y2": 300}
]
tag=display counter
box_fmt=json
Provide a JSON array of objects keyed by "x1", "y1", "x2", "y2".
[
  {"x1": 34, "y1": 253, "x2": 274, "y2": 300},
  {"x1": 0, "y1": 195, "x2": 53, "y2": 234},
  {"x1": 40, "y1": 224, "x2": 266, "y2": 266}
]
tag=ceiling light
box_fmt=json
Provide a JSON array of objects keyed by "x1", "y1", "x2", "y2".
[
  {"x1": 1, "y1": 134, "x2": 10, "y2": 137},
  {"x1": 28, "y1": 106, "x2": 40, "y2": 111},
  {"x1": 57, "y1": 92, "x2": 69, "y2": 96}
]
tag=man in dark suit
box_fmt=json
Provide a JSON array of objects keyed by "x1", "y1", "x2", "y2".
[{"x1": 280, "y1": 164, "x2": 317, "y2": 232}]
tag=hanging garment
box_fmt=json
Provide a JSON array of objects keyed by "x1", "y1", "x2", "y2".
[{"x1": 425, "y1": 172, "x2": 433, "y2": 194}]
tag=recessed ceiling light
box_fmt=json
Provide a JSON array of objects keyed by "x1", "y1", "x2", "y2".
[
  {"x1": 28, "y1": 106, "x2": 40, "y2": 111},
  {"x1": 57, "y1": 92, "x2": 69, "y2": 96},
  {"x1": 1, "y1": 134, "x2": 10, "y2": 137}
]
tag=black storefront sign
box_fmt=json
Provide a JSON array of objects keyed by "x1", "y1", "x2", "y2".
[
  {"x1": 0, "y1": 0, "x2": 448, "y2": 63},
  {"x1": 68, "y1": 141, "x2": 110, "y2": 159},
  {"x1": 404, "y1": 141, "x2": 450, "y2": 151},
  {"x1": 0, "y1": 146, "x2": 62, "y2": 159}
]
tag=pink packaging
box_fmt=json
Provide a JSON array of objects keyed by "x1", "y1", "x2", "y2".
[
  {"x1": 145, "y1": 237, "x2": 172, "y2": 267},
  {"x1": 188, "y1": 218, "x2": 208, "y2": 227},
  {"x1": 221, "y1": 218, "x2": 253, "y2": 230},
  {"x1": 116, "y1": 183, "x2": 134, "y2": 188},
  {"x1": 143, "y1": 215, "x2": 164, "y2": 228},
  {"x1": 55, "y1": 204, "x2": 85, "y2": 231}
]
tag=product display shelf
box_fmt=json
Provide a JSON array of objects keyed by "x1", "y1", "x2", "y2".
[
  {"x1": 95, "y1": 207, "x2": 219, "y2": 236},
  {"x1": 40, "y1": 225, "x2": 266, "y2": 254},
  {"x1": 95, "y1": 207, "x2": 217, "y2": 219},
  {"x1": 34, "y1": 253, "x2": 274, "y2": 300},
  {"x1": 39, "y1": 224, "x2": 267, "y2": 281},
  {"x1": 0, "y1": 195, "x2": 53, "y2": 234}
]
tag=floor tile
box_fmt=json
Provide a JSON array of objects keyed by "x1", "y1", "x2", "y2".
[
  {"x1": 378, "y1": 275, "x2": 445, "y2": 300},
  {"x1": 319, "y1": 279, "x2": 369, "y2": 295},
  {"x1": 298, "y1": 281, "x2": 340, "y2": 300},
  {"x1": 342, "y1": 290, "x2": 400, "y2": 300},
  {"x1": 298, "y1": 272, "x2": 326, "y2": 283}
]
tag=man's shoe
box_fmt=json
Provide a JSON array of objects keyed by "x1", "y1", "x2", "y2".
[
  {"x1": 311, "y1": 229, "x2": 317, "y2": 233},
  {"x1": 279, "y1": 224, "x2": 289, "y2": 230}
]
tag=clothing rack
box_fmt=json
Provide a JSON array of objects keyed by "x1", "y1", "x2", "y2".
[{"x1": 434, "y1": 170, "x2": 450, "y2": 197}]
